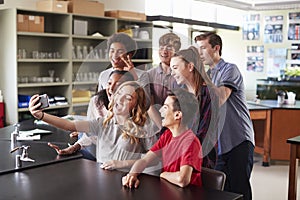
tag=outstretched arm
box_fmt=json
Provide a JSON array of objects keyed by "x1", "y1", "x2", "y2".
[
  {"x1": 100, "y1": 159, "x2": 136, "y2": 170},
  {"x1": 122, "y1": 150, "x2": 158, "y2": 188},
  {"x1": 48, "y1": 142, "x2": 81, "y2": 155},
  {"x1": 160, "y1": 165, "x2": 193, "y2": 188},
  {"x1": 29, "y1": 94, "x2": 77, "y2": 131}
]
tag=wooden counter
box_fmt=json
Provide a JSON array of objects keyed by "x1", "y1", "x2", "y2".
[
  {"x1": 248, "y1": 104, "x2": 271, "y2": 166},
  {"x1": 248, "y1": 100, "x2": 300, "y2": 165}
]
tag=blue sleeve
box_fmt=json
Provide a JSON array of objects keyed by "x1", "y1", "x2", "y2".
[{"x1": 218, "y1": 64, "x2": 242, "y2": 92}]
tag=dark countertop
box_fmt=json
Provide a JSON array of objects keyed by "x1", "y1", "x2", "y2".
[
  {"x1": 0, "y1": 119, "x2": 77, "y2": 144},
  {"x1": 0, "y1": 140, "x2": 82, "y2": 175},
  {"x1": 287, "y1": 135, "x2": 300, "y2": 144},
  {"x1": 0, "y1": 159, "x2": 243, "y2": 200},
  {"x1": 247, "y1": 102, "x2": 271, "y2": 110},
  {"x1": 247, "y1": 100, "x2": 300, "y2": 110},
  {"x1": 257, "y1": 79, "x2": 300, "y2": 86},
  {"x1": 0, "y1": 120, "x2": 82, "y2": 175}
]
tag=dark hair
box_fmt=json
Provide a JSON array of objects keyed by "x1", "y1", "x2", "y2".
[
  {"x1": 107, "y1": 33, "x2": 137, "y2": 57},
  {"x1": 194, "y1": 32, "x2": 223, "y2": 56},
  {"x1": 159, "y1": 32, "x2": 181, "y2": 52},
  {"x1": 173, "y1": 46, "x2": 206, "y2": 97},
  {"x1": 167, "y1": 88, "x2": 199, "y2": 125},
  {"x1": 95, "y1": 70, "x2": 135, "y2": 110},
  {"x1": 108, "y1": 70, "x2": 134, "y2": 82}
]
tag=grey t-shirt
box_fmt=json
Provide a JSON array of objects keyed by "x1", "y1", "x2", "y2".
[
  {"x1": 75, "y1": 117, "x2": 158, "y2": 164},
  {"x1": 209, "y1": 59, "x2": 255, "y2": 155}
]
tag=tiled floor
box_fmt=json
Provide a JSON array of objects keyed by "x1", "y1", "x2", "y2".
[{"x1": 251, "y1": 154, "x2": 300, "y2": 200}]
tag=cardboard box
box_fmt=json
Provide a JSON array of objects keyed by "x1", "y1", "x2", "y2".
[
  {"x1": 28, "y1": 15, "x2": 44, "y2": 33},
  {"x1": 105, "y1": 10, "x2": 146, "y2": 21},
  {"x1": 72, "y1": 90, "x2": 91, "y2": 103},
  {"x1": 36, "y1": 0, "x2": 69, "y2": 13},
  {"x1": 67, "y1": 0, "x2": 104, "y2": 17},
  {"x1": 17, "y1": 14, "x2": 29, "y2": 32},
  {"x1": 73, "y1": 19, "x2": 88, "y2": 35}
]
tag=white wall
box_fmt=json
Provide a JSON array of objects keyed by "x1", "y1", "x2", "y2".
[
  {"x1": 103, "y1": 0, "x2": 145, "y2": 12},
  {"x1": 0, "y1": 0, "x2": 37, "y2": 9}
]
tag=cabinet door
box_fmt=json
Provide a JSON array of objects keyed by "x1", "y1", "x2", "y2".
[{"x1": 271, "y1": 109, "x2": 300, "y2": 160}]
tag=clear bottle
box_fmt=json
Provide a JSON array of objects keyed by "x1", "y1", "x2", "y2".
[
  {"x1": 11, "y1": 123, "x2": 20, "y2": 150},
  {"x1": 89, "y1": 46, "x2": 94, "y2": 59},
  {"x1": 22, "y1": 49, "x2": 27, "y2": 59},
  {"x1": 76, "y1": 45, "x2": 83, "y2": 59},
  {"x1": 83, "y1": 45, "x2": 88, "y2": 59},
  {"x1": 94, "y1": 49, "x2": 99, "y2": 59},
  {"x1": 72, "y1": 45, "x2": 76, "y2": 59},
  {"x1": 98, "y1": 49, "x2": 103, "y2": 59}
]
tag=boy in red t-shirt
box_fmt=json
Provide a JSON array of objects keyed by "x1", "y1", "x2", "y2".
[{"x1": 122, "y1": 88, "x2": 203, "y2": 188}]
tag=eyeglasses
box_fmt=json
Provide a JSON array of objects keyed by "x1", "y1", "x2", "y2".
[{"x1": 159, "y1": 45, "x2": 175, "y2": 52}]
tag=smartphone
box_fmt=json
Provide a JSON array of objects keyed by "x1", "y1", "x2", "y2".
[{"x1": 38, "y1": 94, "x2": 49, "y2": 109}]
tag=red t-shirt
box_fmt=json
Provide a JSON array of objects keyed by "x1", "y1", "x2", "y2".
[{"x1": 150, "y1": 129, "x2": 203, "y2": 187}]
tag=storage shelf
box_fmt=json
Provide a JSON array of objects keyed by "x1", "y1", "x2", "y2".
[
  {"x1": 18, "y1": 104, "x2": 70, "y2": 112},
  {"x1": 18, "y1": 59, "x2": 69, "y2": 62},
  {"x1": 72, "y1": 59, "x2": 109, "y2": 63},
  {"x1": 18, "y1": 32, "x2": 69, "y2": 38},
  {"x1": 72, "y1": 35, "x2": 109, "y2": 40},
  {"x1": 132, "y1": 59, "x2": 152, "y2": 63},
  {"x1": 73, "y1": 81, "x2": 98, "y2": 85},
  {"x1": 134, "y1": 38, "x2": 152, "y2": 42},
  {"x1": 72, "y1": 102, "x2": 89, "y2": 107},
  {"x1": 0, "y1": 8, "x2": 153, "y2": 123},
  {"x1": 18, "y1": 82, "x2": 70, "y2": 88}
]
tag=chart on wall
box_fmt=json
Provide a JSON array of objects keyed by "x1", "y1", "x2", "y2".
[
  {"x1": 264, "y1": 15, "x2": 283, "y2": 43},
  {"x1": 267, "y1": 48, "x2": 286, "y2": 78},
  {"x1": 288, "y1": 12, "x2": 300, "y2": 40},
  {"x1": 242, "y1": 14, "x2": 260, "y2": 40},
  {"x1": 246, "y1": 45, "x2": 264, "y2": 72}
]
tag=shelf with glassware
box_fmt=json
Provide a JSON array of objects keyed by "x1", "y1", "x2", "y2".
[
  {"x1": 15, "y1": 10, "x2": 72, "y2": 122},
  {"x1": 17, "y1": 33, "x2": 71, "y2": 109},
  {"x1": 117, "y1": 18, "x2": 153, "y2": 70},
  {"x1": 70, "y1": 15, "x2": 115, "y2": 114},
  {"x1": 0, "y1": 9, "x2": 154, "y2": 123},
  {"x1": 70, "y1": 16, "x2": 153, "y2": 115},
  {"x1": 0, "y1": 8, "x2": 73, "y2": 124}
]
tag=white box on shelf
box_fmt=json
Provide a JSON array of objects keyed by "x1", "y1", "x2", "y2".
[{"x1": 73, "y1": 19, "x2": 88, "y2": 35}]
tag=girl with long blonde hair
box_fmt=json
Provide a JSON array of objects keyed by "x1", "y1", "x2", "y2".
[{"x1": 29, "y1": 81, "x2": 158, "y2": 171}]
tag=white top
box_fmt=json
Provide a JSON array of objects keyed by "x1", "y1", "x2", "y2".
[{"x1": 75, "y1": 117, "x2": 158, "y2": 164}]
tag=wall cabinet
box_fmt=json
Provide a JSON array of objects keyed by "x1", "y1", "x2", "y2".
[{"x1": 0, "y1": 9, "x2": 153, "y2": 124}]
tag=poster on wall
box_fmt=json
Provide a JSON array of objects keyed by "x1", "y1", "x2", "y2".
[
  {"x1": 242, "y1": 14, "x2": 260, "y2": 40},
  {"x1": 288, "y1": 12, "x2": 300, "y2": 40},
  {"x1": 246, "y1": 45, "x2": 264, "y2": 72},
  {"x1": 267, "y1": 48, "x2": 286, "y2": 78},
  {"x1": 264, "y1": 15, "x2": 283, "y2": 43}
]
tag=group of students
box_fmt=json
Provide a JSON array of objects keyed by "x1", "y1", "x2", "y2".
[{"x1": 29, "y1": 31, "x2": 255, "y2": 200}]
